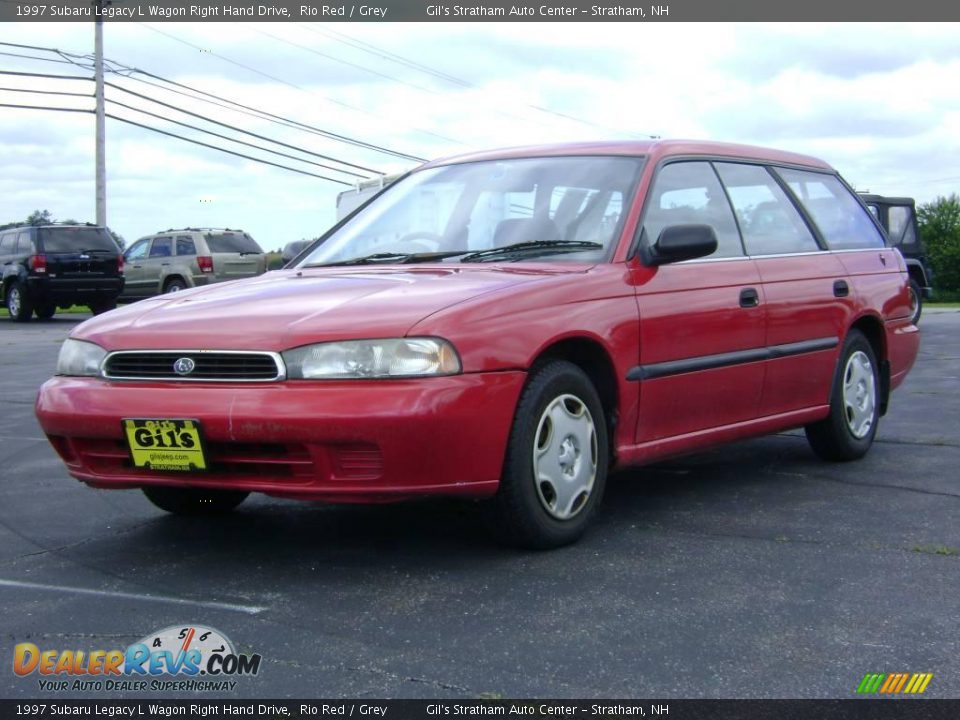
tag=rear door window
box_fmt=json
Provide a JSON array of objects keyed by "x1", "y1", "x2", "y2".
[
  {"x1": 642, "y1": 161, "x2": 744, "y2": 258},
  {"x1": 777, "y1": 168, "x2": 885, "y2": 250},
  {"x1": 715, "y1": 163, "x2": 820, "y2": 256},
  {"x1": 149, "y1": 238, "x2": 173, "y2": 258},
  {"x1": 204, "y1": 233, "x2": 262, "y2": 254},
  {"x1": 16, "y1": 231, "x2": 34, "y2": 254}
]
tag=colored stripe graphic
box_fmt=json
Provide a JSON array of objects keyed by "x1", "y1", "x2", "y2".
[
  {"x1": 858, "y1": 672, "x2": 933, "y2": 694},
  {"x1": 857, "y1": 673, "x2": 885, "y2": 693}
]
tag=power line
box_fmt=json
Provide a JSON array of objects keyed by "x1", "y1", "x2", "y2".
[
  {"x1": 0, "y1": 50, "x2": 80, "y2": 65},
  {"x1": 107, "y1": 97, "x2": 368, "y2": 179},
  {"x1": 106, "y1": 113, "x2": 353, "y2": 185},
  {"x1": 106, "y1": 80, "x2": 378, "y2": 176},
  {"x1": 0, "y1": 69, "x2": 91, "y2": 81},
  {"x1": 139, "y1": 24, "x2": 443, "y2": 157},
  {"x1": 3, "y1": 38, "x2": 427, "y2": 164},
  {"x1": 252, "y1": 27, "x2": 448, "y2": 99},
  {"x1": 0, "y1": 86, "x2": 92, "y2": 99},
  {"x1": 0, "y1": 102, "x2": 91, "y2": 114},
  {"x1": 297, "y1": 24, "x2": 659, "y2": 140},
  {"x1": 117, "y1": 64, "x2": 425, "y2": 162},
  {"x1": 302, "y1": 25, "x2": 470, "y2": 88},
  {"x1": 0, "y1": 101, "x2": 352, "y2": 186}
]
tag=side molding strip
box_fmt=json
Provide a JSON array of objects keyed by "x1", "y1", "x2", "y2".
[{"x1": 627, "y1": 336, "x2": 838, "y2": 381}]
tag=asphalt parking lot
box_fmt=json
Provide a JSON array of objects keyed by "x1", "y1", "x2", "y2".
[{"x1": 1, "y1": 310, "x2": 958, "y2": 699}]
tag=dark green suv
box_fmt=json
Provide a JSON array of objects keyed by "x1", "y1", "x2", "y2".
[{"x1": 1, "y1": 224, "x2": 125, "y2": 322}]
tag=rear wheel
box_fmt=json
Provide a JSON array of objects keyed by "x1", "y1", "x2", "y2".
[
  {"x1": 805, "y1": 329, "x2": 879, "y2": 461},
  {"x1": 35, "y1": 304, "x2": 56, "y2": 320},
  {"x1": 89, "y1": 300, "x2": 116, "y2": 315},
  {"x1": 142, "y1": 486, "x2": 249, "y2": 516},
  {"x1": 908, "y1": 278, "x2": 923, "y2": 324},
  {"x1": 164, "y1": 278, "x2": 187, "y2": 293},
  {"x1": 483, "y1": 360, "x2": 608, "y2": 549},
  {"x1": 6, "y1": 281, "x2": 33, "y2": 322}
]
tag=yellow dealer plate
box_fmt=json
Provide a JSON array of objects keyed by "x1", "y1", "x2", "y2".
[{"x1": 123, "y1": 419, "x2": 207, "y2": 472}]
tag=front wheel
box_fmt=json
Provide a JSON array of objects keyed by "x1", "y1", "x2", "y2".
[
  {"x1": 142, "y1": 486, "x2": 249, "y2": 516},
  {"x1": 483, "y1": 360, "x2": 608, "y2": 549},
  {"x1": 805, "y1": 329, "x2": 880, "y2": 461}
]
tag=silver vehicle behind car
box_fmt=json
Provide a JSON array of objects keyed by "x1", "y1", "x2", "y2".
[{"x1": 119, "y1": 228, "x2": 266, "y2": 300}]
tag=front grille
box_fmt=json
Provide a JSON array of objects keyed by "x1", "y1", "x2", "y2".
[{"x1": 103, "y1": 351, "x2": 284, "y2": 382}]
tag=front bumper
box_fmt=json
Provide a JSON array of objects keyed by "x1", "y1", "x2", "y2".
[{"x1": 36, "y1": 372, "x2": 526, "y2": 501}]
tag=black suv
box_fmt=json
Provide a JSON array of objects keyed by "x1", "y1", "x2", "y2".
[
  {"x1": 859, "y1": 194, "x2": 933, "y2": 323},
  {"x1": 1, "y1": 224, "x2": 125, "y2": 322}
]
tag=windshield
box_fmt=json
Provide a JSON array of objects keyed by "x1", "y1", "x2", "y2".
[
  {"x1": 38, "y1": 227, "x2": 118, "y2": 253},
  {"x1": 301, "y1": 156, "x2": 644, "y2": 266}
]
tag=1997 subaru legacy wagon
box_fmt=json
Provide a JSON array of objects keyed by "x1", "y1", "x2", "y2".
[{"x1": 36, "y1": 140, "x2": 919, "y2": 548}]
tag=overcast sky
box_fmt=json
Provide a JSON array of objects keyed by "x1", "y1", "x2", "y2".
[{"x1": 1, "y1": 22, "x2": 959, "y2": 250}]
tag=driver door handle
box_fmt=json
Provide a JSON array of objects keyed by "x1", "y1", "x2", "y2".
[{"x1": 739, "y1": 287, "x2": 760, "y2": 308}]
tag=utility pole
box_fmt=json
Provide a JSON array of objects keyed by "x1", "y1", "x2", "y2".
[{"x1": 94, "y1": 0, "x2": 106, "y2": 227}]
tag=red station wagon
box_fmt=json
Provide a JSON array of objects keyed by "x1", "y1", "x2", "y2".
[{"x1": 35, "y1": 141, "x2": 920, "y2": 548}]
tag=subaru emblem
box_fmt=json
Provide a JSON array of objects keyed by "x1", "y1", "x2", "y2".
[{"x1": 173, "y1": 357, "x2": 196, "y2": 376}]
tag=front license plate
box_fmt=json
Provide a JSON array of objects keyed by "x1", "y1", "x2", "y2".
[{"x1": 123, "y1": 419, "x2": 207, "y2": 472}]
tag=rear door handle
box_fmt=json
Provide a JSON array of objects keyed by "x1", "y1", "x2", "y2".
[
  {"x1": 834, "y1": 280, "x2": 849, "y2": 298},
  {"x1": 739, "y1": 287, "x2": 760, "y2": 308}
]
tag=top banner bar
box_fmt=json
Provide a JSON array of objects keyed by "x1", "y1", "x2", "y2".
[{"x1": 2, "y1": 0, "x2": 959, "y2": 22}]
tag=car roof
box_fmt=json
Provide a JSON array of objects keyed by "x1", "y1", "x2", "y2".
[{"x1": 419, "y1": 139, "x2": 834, "y2": 172}]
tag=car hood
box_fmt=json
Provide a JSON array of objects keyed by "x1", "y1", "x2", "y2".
[{"x1": 75, "y1": 265, "x2": 585, "y2": 351}]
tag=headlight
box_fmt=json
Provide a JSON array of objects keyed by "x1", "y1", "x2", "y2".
[
  {"x1": 283, "y1": 338, "x2": 461, "y2": 379},
  {"x1": 57, "y1": 339, "x2": 107, "y2": 377}
]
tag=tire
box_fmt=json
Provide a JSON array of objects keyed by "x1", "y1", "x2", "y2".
[
  {"x1": 142, "y1": 486, "x2": 249, "y2": 516},
  {"x1": 483, "y1": 360, "x2": 609, "y2": 550},
  {"x1": 5, "y1": 281, "x2": 33, "y2": 322},
  {"x1": 164, "y1": 278, "x2": 187, "y2": 293},
  {"x1": 805, "y1": 329, "x2": 880, "y2": 462},
  {"x1": 35, "y1": 304, "x2": 56, "y2": 320},
  {"x1": 89, "y1": 301, "x2": 116, "y2": 315},
  {"x1": 908, "y1": 278, "x2": 923, "y2": 324}
]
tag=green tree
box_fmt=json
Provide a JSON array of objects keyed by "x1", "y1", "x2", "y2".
[
  {"x1": 26, "y1": 209, "x2": 53, "y2": 226},
  {"x1": 918, "y1": 194, "x2": 960, "y2": 298}
]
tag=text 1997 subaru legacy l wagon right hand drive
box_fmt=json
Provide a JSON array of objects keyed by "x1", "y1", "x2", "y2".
[{"x1": 36, "y1": 140, "x2": 920, "y2": 549}]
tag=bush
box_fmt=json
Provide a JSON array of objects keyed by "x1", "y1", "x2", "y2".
[{"x1": 918, "y1": 194, "x2": 960, "y2": 296}]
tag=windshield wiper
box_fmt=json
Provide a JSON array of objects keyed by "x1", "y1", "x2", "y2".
[
  {"x1": 304, "y1": 250, "x2": 471, "y2": 267},
  {"x1": 459, "y1": 240, "x2": 603, "y2": 263}
]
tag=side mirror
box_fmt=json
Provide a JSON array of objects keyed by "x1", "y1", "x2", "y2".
[{"x1": 649, "y1": 224, "x2": 718, "y2": 265}]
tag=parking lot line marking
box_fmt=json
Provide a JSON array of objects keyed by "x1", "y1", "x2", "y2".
[{"x1": 0, "y1": 578, "x2": 266, "y2": 615}]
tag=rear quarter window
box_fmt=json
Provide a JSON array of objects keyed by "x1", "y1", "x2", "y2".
[
  {"x1": 176, "y1": 236, "x2": 197, "y2": 256},
  {"x1": 204, "y1": 233, "x2": 262, "y2": 254},
  {"x1": 777, "y1": 169, "x2": 885, "y2": 250},
  {"x1": 0, "y1": 232, "x2": 15, "y2": 254}
]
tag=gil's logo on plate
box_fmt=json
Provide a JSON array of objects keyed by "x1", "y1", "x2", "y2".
[{"x1": 13, "y1": 624, "x2": 262, "y2": 693}]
